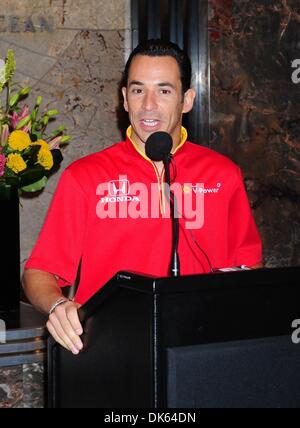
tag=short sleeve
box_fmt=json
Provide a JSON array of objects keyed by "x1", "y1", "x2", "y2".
[
  {"x1": 227, "y1": 168, "x2": 262, "y2": 267},
  {"x1": 25, "y1": 168, "x2": 88, "y2": 286}
]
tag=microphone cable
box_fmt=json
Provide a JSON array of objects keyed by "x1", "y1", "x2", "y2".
[{"x1": 168, "y1": 157, "x2": 215, "y2": 273}]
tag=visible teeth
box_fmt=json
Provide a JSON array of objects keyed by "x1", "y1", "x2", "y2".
[{"x1": 143, "y1": 120, "x2": 158, "y2": 127}]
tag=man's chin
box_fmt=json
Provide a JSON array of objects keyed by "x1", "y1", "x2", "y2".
[{"x1": 131, "y1": 124, "x2": 168, "y2": 147}]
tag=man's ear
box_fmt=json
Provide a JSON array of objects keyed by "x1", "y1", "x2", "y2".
[
  {"x1": 182, "y1": 88, "x2": 196, "y2": 114},
  {"x1": 122, "y1": 87, "x2": 129, "y2": 112}
]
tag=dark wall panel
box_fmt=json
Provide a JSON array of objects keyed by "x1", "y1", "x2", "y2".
[
  {"x1": 131, "y1": 0, "x2": 300, "y2": 268},
  {"x1": 209, "y1": 0, "x2": 300, "y2": 268},
  {"x1": 131, "y1": 0, "x2": 209, "y2": 146}
]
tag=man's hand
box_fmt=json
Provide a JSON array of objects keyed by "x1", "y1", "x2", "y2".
[
  {"x1": 47, "y1": 300, "x2": 83, "y2": 355},
  {"x1": 22, "y1": 269, "x2": 84, "y2": 355}
]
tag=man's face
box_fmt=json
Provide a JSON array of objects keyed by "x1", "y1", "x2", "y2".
[{"x1": 122, "y1": 55, "x2": 195, "y2": 150}]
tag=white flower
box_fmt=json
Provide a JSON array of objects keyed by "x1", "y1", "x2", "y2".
[{"x1": 0, "y1": 59, "x2": 6, "y2": 85}]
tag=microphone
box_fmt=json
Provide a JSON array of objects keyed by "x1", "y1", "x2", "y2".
[
  {"x1": 145, "y1": 131, "x2": 172, "y2": 162},
  {"x1": 145, "y1": 132, "x2": 180, "y2": 277}
]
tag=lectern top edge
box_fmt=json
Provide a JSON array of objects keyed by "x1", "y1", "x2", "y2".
[
  {"x1": 116, "y1": 266, "x2": 300, "y2": 293},
  {"x1": 78, "y1": 266, "x2": 300, "y2": 323}
]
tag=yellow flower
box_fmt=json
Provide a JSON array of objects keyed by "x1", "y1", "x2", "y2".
[
  {"x1": 37, "y1": 147, "x2": 53, "y2": 170},
  {"x1": 6, "y1": 153, "x2": 27, "y2": 174},
  {"x1": 31, "y1": 139, "x2": 49, "y2": 149},
  {"x1": 8, "y1": 130, "x2": 31, "y2": 151}
]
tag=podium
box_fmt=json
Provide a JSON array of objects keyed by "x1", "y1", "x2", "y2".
[{"x1": 48, "y1": 267, "x2": 300, "y2": 408}]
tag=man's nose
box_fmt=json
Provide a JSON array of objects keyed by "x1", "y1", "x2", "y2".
[{"x1": 142, "y1": 91, "x2": 158, "y2": 111}]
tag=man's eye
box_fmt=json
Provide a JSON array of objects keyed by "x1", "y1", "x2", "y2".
[
  {"x1": 160, "y1": 89, "x2": 171, "y2": 94},
  {"x1": 132, "y1": 88, "x2": 143, "y2": 94}
]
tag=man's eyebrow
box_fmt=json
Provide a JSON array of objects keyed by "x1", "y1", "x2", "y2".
[
  {"x1": 157, "y1": 82, "x2": 176, "y2": 89},
  {"x1": 128, "y1": 81, "x2": 176, "y2": 89},
  {"x1": 128, "y1": 80, "x2": 144, "y2": 86}
]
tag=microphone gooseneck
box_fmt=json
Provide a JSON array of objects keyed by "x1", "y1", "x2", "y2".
[{"x1": 145, "y1": 132, "x2": 180, "y2": 277}]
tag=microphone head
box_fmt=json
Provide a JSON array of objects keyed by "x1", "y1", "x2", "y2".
[{"x1": 145, "y1": 131, "x2": 173, "y2": 161}]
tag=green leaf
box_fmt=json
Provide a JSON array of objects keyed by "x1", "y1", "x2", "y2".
[
  {"x1": 36, "y1": 96, "x2": 42, "y2": 106},
  {"x1": 43, "y1": 115, "x2": 49, "y2": 125},
  {"x1": 19, "y1": 167, "x2": 47, "y2": 187},
  {"x1": 21, "y1": 176, "x2": 48, "y2": 193},
  {"x1": 9, "y1": 93, "x2": 20, "y2": 107},
  {"x1": 19, "y1": 86, "x2": 32, "y2": 96},
  {"x1": 60, "y1": 135, "x2": 71, "y2": 143},
  {"x1": 46, "y1": 109, "x2": 59, "y2": 116},
  {"x1": 31, "y1": 108, "x2": 38, "y2": 121},
  {"x1": 3, "y1": 146, "x2": 16, "y2": 155},
  {"x1": 5, "y1": 50, "x2": 16, "y2": 83},
  {"x1": 15, "y1": 114, "x2": 31, "y2": 129},
  {"x1": 50, "y1": 126, "x2": 66, "y2": 138},
  {"x1": 22, "y1": 145, "x2": 40, "y2": 165},
  {"x1": 50, "y1": 149, "x2": 63, "y2": 170}
]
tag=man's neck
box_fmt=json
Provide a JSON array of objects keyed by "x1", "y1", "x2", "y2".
[
  {"x1": 129, "y1": 127, "x2": 184, "y2": 175},
  {"x1": 134, "y1": 136, "x2": 181, "y2": 156}
]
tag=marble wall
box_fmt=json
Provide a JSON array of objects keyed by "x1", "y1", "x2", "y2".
[
  {"x1": 0, "y1": 0, "x2": 131, "y2": 271},
  {"x1": 0, "y1": 363, "x2": 45, "y2": 408},
  {"x1": 209, "y1": 0, "x2": 300, "y2": 267}
]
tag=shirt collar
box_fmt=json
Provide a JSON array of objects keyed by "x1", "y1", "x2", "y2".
[{"x1": 125, "y1": 126, "x2": 188, "y2": 162}]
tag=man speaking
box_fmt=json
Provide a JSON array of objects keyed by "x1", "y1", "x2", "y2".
[{"x1": 22, "y1": 39, "x2": 262, "y2": 355}]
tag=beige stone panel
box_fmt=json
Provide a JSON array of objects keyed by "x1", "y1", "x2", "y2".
[
  {"x1": 61, "y1": 0, "x2": 131, "y2": 30},
  {"x1": 0, "y1": 0, "x2": 132, "y2": 276},
  {"x1": 0, "y1": 37, "x2": 57, "y2": 82},
  {"x1": 0, "y1": 31, "x2": 78, "y2": 58},
  {"x1": 43, "y1": 30, "x2": 126, "y2": 90},
  {"x1": 19, "y1": 30, "x2": 127, "y2": 266},
  {"x1": 0, "y1": 0, "x2": 130, "y2": 30}
]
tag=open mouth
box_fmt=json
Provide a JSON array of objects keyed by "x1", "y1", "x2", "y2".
[{"x1": 140, "y1": 119, "x2": 160, "y2": 130}]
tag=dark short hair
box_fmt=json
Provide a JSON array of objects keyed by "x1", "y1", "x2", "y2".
[{"x1": 123, "y1": 39, "x2": 192, "y2": 94}]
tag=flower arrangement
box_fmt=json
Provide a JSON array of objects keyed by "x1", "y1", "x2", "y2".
[{"x1": 0, "y1": 49, "x2": 70, "y2": 195}]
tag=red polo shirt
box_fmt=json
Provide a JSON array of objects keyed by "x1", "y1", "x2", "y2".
[{"x1": 25, "y1": 127, "x2": 262, "y2": 304}]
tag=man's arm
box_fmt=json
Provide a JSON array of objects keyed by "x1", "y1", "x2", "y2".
[{"x1": 22, "y1": 269, "x2": 83, "y2": 355}]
